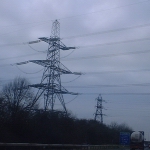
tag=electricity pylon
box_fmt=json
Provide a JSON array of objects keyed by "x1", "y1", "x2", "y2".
[
  {"x1": 94, "y1": 94, "x2": 105, "y2": 123},
  {"x1": 16, "y1": 20, "x2": 81, "y2": 115}
]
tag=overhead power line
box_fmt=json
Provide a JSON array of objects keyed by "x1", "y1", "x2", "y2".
[
  {"x1": 0, "y1": 40, "x2": 41, "y2": 47},
  {"x1": 1, "y1": 75, "x2": 150, "y2": 89},
  {"x1": 0, "y1": 34, "x2": 150, "y2": 48},
  {"x1": 1, "y1": 22, "x2": 150, "y2": 47},
  {"x1": 62, "y1": 23, "x2": 150, "y2": 40},
  {"x1": 84, "y1": 69, "x2": 150, "y2": 74},
  {"x1": 0, "y1": 39, "x2": 150, "y2": 63},
  {"x1": 15, "y1": 65, "x2": 44, "y2": 74},
  {"x1": 0, "y1": 0, "x2": 149, "y2": 29},
  {"x1": 0, "y1": 52, "x2": 44, "y2": 62},
  {"x1": 77, "y1": 37, "x2": 150, "y2": 49},
  {"x1": 62, "y1": 49, "x2": 150, "y2": 61},
  {"x1": 107, "y1": 108, "x2": 150, "y2": 112},
  {"x1": 58, "y1": 0, "x2": 150, "y2": 20},
  {"x1": 65, "y1": 83, "x2": 150, "y2": 88},
  {"x1": 80, "y1": 93, "x2": 150, "y2": 95}
]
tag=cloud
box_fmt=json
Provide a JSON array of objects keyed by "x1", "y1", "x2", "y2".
[{"x1": 0, "y1": 0, "x2": 150, "y2": 139}]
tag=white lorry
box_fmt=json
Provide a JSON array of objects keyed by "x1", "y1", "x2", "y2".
[{"x1": 130, "y1": 131, "x2": 144, "y2": 150}]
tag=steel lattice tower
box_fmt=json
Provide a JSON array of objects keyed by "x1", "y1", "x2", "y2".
[
  {"x1": 94, "y1": 94, "x2": 105, "y2": 123},
  {"x1": 17, "y1": 20, "x2": 81, "y2": 115}
]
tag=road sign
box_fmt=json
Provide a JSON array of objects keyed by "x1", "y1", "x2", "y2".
[{"x1": 120, "y1": 132, "x2": 130, "y2": 145}]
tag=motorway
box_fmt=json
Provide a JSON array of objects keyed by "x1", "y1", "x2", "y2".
[
  {"x1": 0, "y1": 143, "x2": 149, "y2": 150},
  {"x1": 122, "y1": 148, "x2": 150, "y2": 150}
]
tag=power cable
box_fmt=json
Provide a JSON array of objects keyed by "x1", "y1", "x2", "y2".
[
  {"x1": 62, "y1": 23, "x2": 150, "y2": 40},
  {"x1": 79, "y1": 93, "x2": 150, "y2": 95},
  {"x1": 1, "y1": 77, "x2": 150, "y2": 96},
  {"x1": 83, "y1": 69, "x2": 150, "y2": 74},
  {"x1": 107, "y1": 108, "x2": 150, "y2": 112},
  {"x1": 65, "y1": 83, "x2": 150, "y2": 88},
  {"x1": 53, "y1": 95, "x2": 79, "y2": 105},
  {"x1": 0, "y1": 21, "x2": 52, "y2": 37},
  {"x1": 1, "y1": 23, "x2": 150, "y2": 48},
  {"x1": 107, "y1": 114, "x2": 150, "y2": 117},
  {"x1": 58, "y1": 0, "x2": 150, "y2": 21},
  {"x1": 62, "y1": 49, "x2": 150, "y2": 61},
  {"x1": 0, "y1": 40, "x2": 41, "y2": 47},
  {"x1": 0, "y1": 52, "x2": 42, "y2": 62},
  {"x1": 60, "y1": 50, "x2": 75, "y2": 58},
  {"x1": 62, "y1": 75, "x2": 81, "y2": 83},
  {"x1": 1, "y1": 67, "x2": 150, "y2": 79},
  {"x1": 0, "y1": 19, "x2": 53, "y2": 28},
  {"x1": 108, "y1": 101, "x2": 150, "y2": 104},
  {"x1": 78, "y1": 37, "x2": 150, "y2": 49},
  {"x1": 65, "y1": 95, "x2": 79, "y2": 104},
  {"x1": 28, "y1": 44, "x2": 46, "y2": 53},
  {"x1": 0, "y1": 42, "x2": 26, "y2": 47},
  {"x1": 0, "y1": 64, "x2": 11, "y2": 68},
  {"x1": 14, "y1": 65, "x2": 44, "y2": 74},
  {"x1": 0, "y1": 0, "x2": 149, "y2": 28},
  {"x1": 1, "y1": 39, "x2": 150, "y2": 63},
  {"x1": 1, "y1": 76, "x2": 150, "y2": 88}
]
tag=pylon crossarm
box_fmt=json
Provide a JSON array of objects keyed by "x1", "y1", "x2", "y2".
[
  {"x1": 73, "y1": 72, "x2": 82, "y2": 75},
  {"x1": 15, "y1": 60, "x2": 50, "y2": 66},
  {"x1": 39, "y1": 37, "x2": 61, "y2": 43},
  {"x1": 15, "y1": 60, "x2": 75, "y2": 75},
  {"x1": 28, "y1": 40, "x2": 41, "y2": 44},
  {"x1": 53, "y1": 84, "x2": 78, "y2": 95},
  {"x1": 30, "y1": 60, "x2": 51, "y2": 67},
  {"x1": 28, "y1": 60, "x2": 78, "y2": 74},
  {"x1": 38, "y1": 37, "x2": 49, "y2": 43},
  {"x1": 61, "y1": 46, "x2": 76, "y2": 50},
  {"x1": 29, "y1": 83, "x2": 56, "y2": 89},
  {"x1": 15, "y1": 61, "x2": 30, "y2": 65},
  {"x1": 16, "y1": 60, "x2": 82, "y2": 75},
  {"x1": 68, "y1": 92, "x2": 79, "y2": 95},
  {"x1": 54, "y1": 90, "x2": 68, "y2": 94},
  {"x1": 54, "y1": 90, "x2": 78, "y2": 95},
  {"x1": 29, "y1": 83, "x2": 76, "y2": 95},
  {"x1": 59, "y1": 41, "x2": 76, "y2": 50},
  {"x1": 55, "y1": 67, "x2": 71, "y2": 74},
  {"x1": 59, "y1": 62, "x2": 80, "y2": 75},
  {"x1": 25, "y1": 59, "x2": 71, "y2": 74}
]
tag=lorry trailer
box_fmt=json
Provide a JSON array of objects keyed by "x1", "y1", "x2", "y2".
[{"x1": 130, "y1": 131, "x2": 144, "y2": 150}]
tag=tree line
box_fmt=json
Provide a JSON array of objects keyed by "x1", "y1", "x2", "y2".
[{"x1": 0, "y1": 77, "x2": 132, "y2": 144}]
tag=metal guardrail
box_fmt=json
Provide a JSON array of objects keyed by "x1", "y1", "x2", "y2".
[{"x1": 0, "y1": 143, "x2": 129, "y2": 150}]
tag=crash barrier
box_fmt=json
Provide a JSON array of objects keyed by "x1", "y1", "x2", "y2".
[{"x1": 0, "y1": 143, "x2": 129, "y2": 150}]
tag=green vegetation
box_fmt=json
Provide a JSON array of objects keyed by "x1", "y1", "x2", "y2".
[{"x1": 0, "y1": 77, "x2": 132, "y2": 144}]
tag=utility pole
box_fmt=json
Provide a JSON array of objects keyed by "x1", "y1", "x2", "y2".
[
  {"x1": 16, "y1": 20, "x2": 81, "y2": 115},
  {"x1": 94, "y1": 94, "x2": 105, "y2": 123}
]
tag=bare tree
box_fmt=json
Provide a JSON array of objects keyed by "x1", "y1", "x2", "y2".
[{"x1": 1, "y1": 77, "x2": 37, "y2": 120}]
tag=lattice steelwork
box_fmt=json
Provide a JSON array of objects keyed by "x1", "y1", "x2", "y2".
[
  {"x1": 94, "y1": 94, "x2": 104, "y2": 123},
  {"x1": 21, "y1": 20, "x2": 81, "y2": 115}
]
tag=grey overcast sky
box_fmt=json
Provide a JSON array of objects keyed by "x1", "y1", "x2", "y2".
[{"x1": 0, "y1": 0, "x2": 150, "y2": 140}]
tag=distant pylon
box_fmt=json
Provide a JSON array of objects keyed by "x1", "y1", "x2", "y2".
[
  {"x1": 16, "y1": 20, "x2": 81, "y2": 115},
  {"x1": 94, "y1": 94, "x2": 105, "y2": 123}
]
